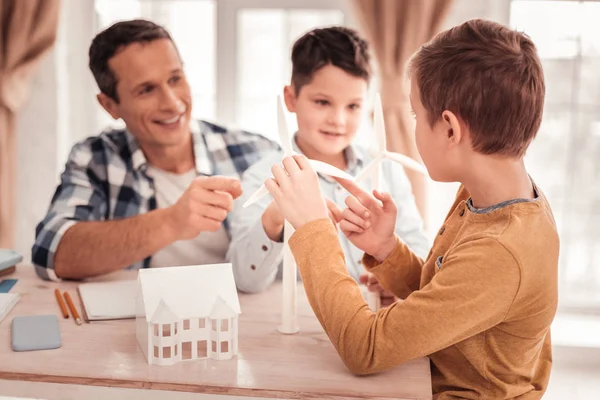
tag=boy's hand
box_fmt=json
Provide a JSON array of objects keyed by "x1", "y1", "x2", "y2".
[
  {"x1": 334, "y1": 177, "x2": 398, "y2": 262},
  {"x1": 262, "y1": 196, "x2": 342, "y2": 242},
  {"x1": 264, "y1": 155, "x2": 329, "y2": 230},
  {"x1": 325, "y1": 198, "x2": 343, "y2": 227},
  {"x1": 359, "y1": 273, "x2": 398, "y2": 307},
  {"x1": 262, "y1": 200, "x2": 285, "y2": 241}
]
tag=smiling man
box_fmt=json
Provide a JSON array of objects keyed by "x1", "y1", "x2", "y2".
[{"x1": 32, "y1": 19, "x2": 279, "y2": 281}]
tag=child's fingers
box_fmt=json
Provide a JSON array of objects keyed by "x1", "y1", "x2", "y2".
[
  {"x1": 340, "y1": 219, "x2": 364, "y2": 234},
  {"x1": 373, "y1": 190, "x2": 398, "y2": 214},
  {"x1": 345, "y1": 195, "x2": 370, "y2": 219},
  {"x1": 325, "y1": 198, "x2": 343, "y2": 222},
  {"x1": 359, "y1": 273, "x2": 369, "y2": 285},
  {"x1": 368, "y1": 283, "x2": 385, "y2": 293},
  {"x1": 335, "y1": 177, "x2": 379, "y2": 210},
  {"x1": 264, "y1": 178, "x2": 283, "y2": 202},
  {"x1": 367, "y1": 274, "x2": 380, "y2": 287},
  {"x1": 381, "y1": 295, "x2": 397, "y2": 307},
  {"x1": 271, "y1": 165, "x2": 291, "y2": 192},
  {"x1": 342, "y1": 208, "x2": 370, "y2": 229}
]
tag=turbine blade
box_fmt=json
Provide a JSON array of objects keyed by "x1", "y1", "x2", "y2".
[
  {"x1": 308, "y1": 160, "x2": 355, "y2": 181},
  {"x1": 385, "y1": 152, "x2": 429, "y2": 175},
  {"x1": 242, "y1": 185, "x2": 270, "y2": 208}
]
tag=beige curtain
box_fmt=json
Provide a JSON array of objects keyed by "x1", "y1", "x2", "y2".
[
  {"x1": 0, "y1": 0, "x2": 60, "y2": 247},
  {"x1": 352, "y1": 0, "x2": 453, "y2": 221}
]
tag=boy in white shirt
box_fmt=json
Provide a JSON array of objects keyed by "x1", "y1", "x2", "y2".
[{"x1": 227, "y1": 26, "x2": 428, "y2": 295}]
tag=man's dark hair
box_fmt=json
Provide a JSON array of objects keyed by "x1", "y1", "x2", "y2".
[
  {"x1": 291, "y1": 26, "x2": 371, "y2": 94},
  {"x1": 89, "y1": 19, "x2": 175, "y2": 103}
]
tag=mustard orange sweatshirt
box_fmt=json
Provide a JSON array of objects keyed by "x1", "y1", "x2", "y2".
[{"x1": 289, "y1": 185, "x2": 559, "y2": 399}]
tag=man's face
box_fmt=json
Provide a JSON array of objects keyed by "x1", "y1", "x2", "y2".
[{"x1": 98, "y1": 39, "x2": 192, "y2": 151}]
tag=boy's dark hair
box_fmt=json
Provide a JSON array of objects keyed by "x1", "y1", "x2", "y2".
[
  {"x1": 291, "y1": 26, "x2": 371, "y2": 94},
  {"x1": 89, "y1": 19, "x2": 176, "y2": 103},
  {"x1": 409, "y1": 19, "x2": 545, "y2": 158}
]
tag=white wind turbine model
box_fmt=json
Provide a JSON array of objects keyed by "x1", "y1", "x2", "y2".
[
  {"x1": 243, "y1": 95, "x2": 355, "y2": 334},
  {"x1": 358, "y1": 93, "x2": 428, "y2": 311}
]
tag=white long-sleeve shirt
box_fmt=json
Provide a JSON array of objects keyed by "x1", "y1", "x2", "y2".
[{"x1": 227, "y1": 139, "x2": 430, "y2": 293}]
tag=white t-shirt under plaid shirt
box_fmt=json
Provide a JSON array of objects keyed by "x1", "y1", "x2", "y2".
[
  {"x1": 147, "y1": 165, "x2": 229, "y2": 267},
  {"x1": 32, "y1": 120, "x2": 279, "y2": 281}
]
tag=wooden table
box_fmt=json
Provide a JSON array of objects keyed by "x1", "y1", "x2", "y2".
[{"x1": 0, "y1": 266, "x2": 432, "y2": 400}]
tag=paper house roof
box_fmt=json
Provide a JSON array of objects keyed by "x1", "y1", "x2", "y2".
[
  {"x1": 151, "y1": 298, "x2": 180, "y2": 323},
  {"x1": 138, "y1": 264, "x2": 241, "y2": 323},
  {"x1": 210, "y1": 296, "x2": 238, "y2": 319}
]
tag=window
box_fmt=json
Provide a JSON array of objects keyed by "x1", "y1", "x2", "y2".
[
  {"x1": 235, "y1": 9, "x2": 344, "y2": 139},
  {"x1": 510, "y1": 0, "x2": 600, "y2": 310},
  {"x1": 199, "y1": 318, "x2": 206, "y2": 329},
  {"x1": 94, "y1": 0, "x2": 351, "y2": 143},
  {"x1": 162, "y1": 324, "x2": 171, "y2": 337},
  {"x1": 183, "y1": 319, "x2": 190, "y2": 330},
  {"x1": 221, "y1": 341, "x2": 229, "y2": 353},
  {"x1": 197, "y1": 340, "x2": 208, "y2": 358},
  {"x1": 182, "y1": 341, "x2": 192, "y2": 360},
  {"x1": 163, "y1": 346, "x2": 171, "y2": 358},
  {"x1": 221, "y1": 319, "x2": 229, "y2": 331}
]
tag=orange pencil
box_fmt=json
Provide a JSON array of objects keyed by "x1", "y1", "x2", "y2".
[
  {"x1": 63, "y1": 291, "x2": 82, "y2": 326},
  {"x1": 54, "y1": 289, "x2": 69, "y2": 319}
]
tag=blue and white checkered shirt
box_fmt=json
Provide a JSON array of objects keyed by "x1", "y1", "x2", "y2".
[{"x1": 32, "y1": 120, "x2": 279, "y2": 281}]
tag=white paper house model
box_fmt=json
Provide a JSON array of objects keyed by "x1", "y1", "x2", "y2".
[{"x1": 135, "y1": 264, "x2": 241, "y2": 366}]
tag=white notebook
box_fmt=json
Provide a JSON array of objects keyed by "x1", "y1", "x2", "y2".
[
  {"x1": 78, "y1": 280, "x2": 137, "y2": 321},
  {"x1": 0, "y1": 293, "x2": 20, "y2": 323}
]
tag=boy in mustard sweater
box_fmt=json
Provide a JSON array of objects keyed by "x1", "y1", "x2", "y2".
[{"x1": 262, "y1": 19, "x2": 559, "y2": 399}]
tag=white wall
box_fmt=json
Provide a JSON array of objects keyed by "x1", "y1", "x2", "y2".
[
  {"x1": 15, "y1": 0, "x2": 98, "y2": 262},
  {"x1": 15, "y1": 53, "x2": 60, "y2": 262}
]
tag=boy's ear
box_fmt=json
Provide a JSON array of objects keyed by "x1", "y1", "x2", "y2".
[
  {"x1": 441, "y1": 110, "x2": 463, "y2": 148},
  {"x1": 97, "y1": 93, "x2": 120, "y2": 120},
  {"x1": 283, "y1": 85, "x2": 297, "y2": 113}
]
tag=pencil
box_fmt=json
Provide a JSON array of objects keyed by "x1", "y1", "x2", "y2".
[
  {"x1": 54, "y1": 288, "x2": 69, "y2": 319},
  {"x1": 63, "y1": 291, "x2": 82, "y2": 326}
]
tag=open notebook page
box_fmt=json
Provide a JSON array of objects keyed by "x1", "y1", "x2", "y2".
[
  {"x1": 0, "y1": 293, "x2": 20, "y2": 323},
  {"x1": 78, "y1": 280, "x2": 137, "y2": 320}
]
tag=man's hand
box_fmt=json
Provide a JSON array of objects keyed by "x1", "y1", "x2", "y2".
[
  {"x1": 264, "y1": 155, "x2": 330, "y2": 230},
  {"x1": 359, "y1": 273, "x2": 397, "y2": 307},
  {"x1": 335, "y1": 177, "x2": 398, "y2": 263},
  {"x1": 168, "y1": 176, "x2": 242, "y2": 240}
]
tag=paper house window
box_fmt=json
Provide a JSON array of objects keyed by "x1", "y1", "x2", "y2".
[
  {"x1": 135, "y1": 264, "x2": 241, "y2": 366},
  {"x1": 197, "y1": 340, "x2": 207, "y2": 358}
]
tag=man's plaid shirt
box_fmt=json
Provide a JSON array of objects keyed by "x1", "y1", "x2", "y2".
[{"x1": 32, "y1": 120, "x2": 279, "y2": 281}]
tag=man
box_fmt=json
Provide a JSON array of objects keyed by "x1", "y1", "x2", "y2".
[{"x1": 32, "y1": 19, "x2": 278, "y2": 280}]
